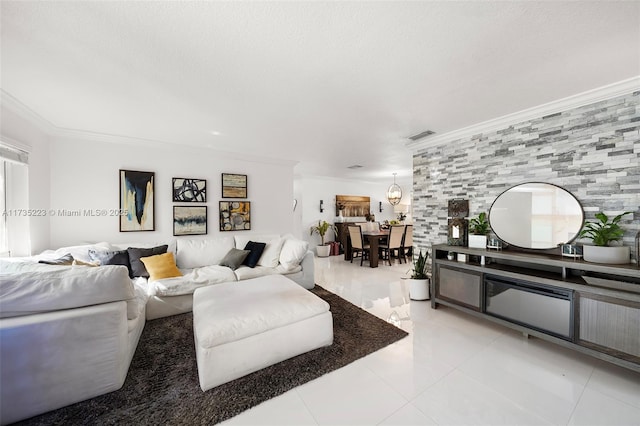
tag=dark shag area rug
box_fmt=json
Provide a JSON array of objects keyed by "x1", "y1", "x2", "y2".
[{"x1": 19, "y1": 286, "x2": 408, "y2": 426}]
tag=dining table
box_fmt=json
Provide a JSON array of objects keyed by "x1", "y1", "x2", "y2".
[{"x1": 343, "y1": 229, "x2": 389, "y2": 268}]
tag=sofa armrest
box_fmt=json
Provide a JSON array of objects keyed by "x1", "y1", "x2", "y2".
[
  {"x1": 0, "y1": 301, "x2": 130, "y2": 424},
  {"x1": 287, "y1": 250, "x2": 315, "y2": 289}
]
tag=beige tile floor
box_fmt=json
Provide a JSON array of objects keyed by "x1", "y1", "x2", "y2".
[{"x1": 222, "y1": 255, "x2": 640, "y2": 425}]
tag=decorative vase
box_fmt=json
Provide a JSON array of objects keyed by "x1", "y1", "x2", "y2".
[
  {"x1": 583, "y1": 245, "x2": 630, "y2": 264},
  {"x1": 337, "y1": 210, "x2": 344, "y2": 222},
  {"x1": 316, "y1": 244, "x2": 331, "y2": 257},
  {"x1": 408, "y1": 278, "x2": 430, "y2": 301},
  {"x1": 468, "y1": 234, "x2": 487, "y2": 249}
]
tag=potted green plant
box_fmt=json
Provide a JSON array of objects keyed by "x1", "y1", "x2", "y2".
[
  {"x1": 579, "y1": 211, "x2": 632, "y2": 264},
  {"x1": 310, "y1": 220, "x2": 335, "y2": 257},
  {"x1": 406, "y1": 250, "x2": 430, "y2": 300},
  {"x1": 468, "y1": 212, "x2": 490, "y2": 249}
]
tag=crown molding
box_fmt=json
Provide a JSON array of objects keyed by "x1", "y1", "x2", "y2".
[
  {"x1": 406, "y1": 76, "x2": 640, "y2": 151},
  {"x1": 1, "y1": 90, "x2": 296, "y2": 167},
  {"x1": 1, "y1": 89, "x2": 57, "y2": 136},
  {"x1": 52, "y1": 127, "x2": 298, "y2": 167}
]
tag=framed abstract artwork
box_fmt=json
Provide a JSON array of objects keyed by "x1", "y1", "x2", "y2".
[
  {"x1": 120, "y1": 169, "x2": 155, "y2": 232},
  {"x1": 221, "y1": 173, "x2": 247, "y2": 198},
  {"x1": 172, "y1": 178, "x2": 206, "y2": 202},
  {"x1": 448, "y1": 199, "x2": 469, "y2": 218},
  {"x1": 173, "y1": 206, "x2": 207, "y2": 236},
  {"x1": 219, "y1": 201, "x2": 251, "y2": 231}
]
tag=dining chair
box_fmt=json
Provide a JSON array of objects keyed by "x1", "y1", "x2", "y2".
[
  {"x1": 348, "y1": 225, "x2": 371, "y2": 266},
  {"x1": 379, "y1": 225, "x2": 405, "y2": 265},
  {"x1": 401, "y1": 224, "x2": 413, "y2": 263}
]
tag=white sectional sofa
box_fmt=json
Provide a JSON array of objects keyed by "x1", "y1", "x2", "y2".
[
  {"x1": 0, "y1": 261, "x2": 147, "y2": 425},
  {"x1": 0, "y1": 233, "x2": 313, "y2": 425},
  {"x1": 145, "y1": 234, "x2": 314, "y2": 320}
]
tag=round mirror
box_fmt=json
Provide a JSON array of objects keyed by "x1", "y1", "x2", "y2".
[{"x1": 489, "y1": 182, "x2": 584, "y2": 249}]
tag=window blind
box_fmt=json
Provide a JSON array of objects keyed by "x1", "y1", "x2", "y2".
[{"x1": 0, "y1": 143, "x2": 29, "y2": 165}]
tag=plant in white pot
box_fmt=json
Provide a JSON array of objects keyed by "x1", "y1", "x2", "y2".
[
  {"x1": 579, "y1": 211, "x2": 633, "y2": 264},
  {"x1": 468, "y1": 212, "x2": 490, "y2": 249},
  {"x1": 406, "y1": 250, "x2": 431, "y2": 301},
  {"x1": 310, "y1": 220, "x2": 335, "y2": 257}
]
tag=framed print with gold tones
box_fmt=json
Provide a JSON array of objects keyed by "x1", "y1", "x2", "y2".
[
  {"x1": 221, "y1": 173, "x2": 247, "y2": 198},
  {"x1": 220, "y1": 201, "x2": 251, "y2": 231},
  {"x1": 335, "y1": 195, "x2": 370, "y2": 217}
]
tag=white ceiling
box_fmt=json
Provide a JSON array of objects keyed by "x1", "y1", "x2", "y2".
[{"x1": 1, "y1": 1, "x2": 639, "y2": 185}]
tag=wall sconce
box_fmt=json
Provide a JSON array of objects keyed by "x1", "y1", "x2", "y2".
[
  {"x1": 379, "y1": 201, "x2": 383, "y2": 213},
  {"x1": 320, "y1": 200, "x2": 324, "y2": 212}
]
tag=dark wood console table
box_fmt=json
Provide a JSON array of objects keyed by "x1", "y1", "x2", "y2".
[
  {"x1": 334, "y1": 222, "x2": 351, "y2": 256},
  {"x1": 431, "y1": 244, "x2": 640, "y2": 372}
]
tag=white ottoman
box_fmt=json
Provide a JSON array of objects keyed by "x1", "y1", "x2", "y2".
[{"x1": 193, "y1": 274, "x2": 334, "y2": 391}]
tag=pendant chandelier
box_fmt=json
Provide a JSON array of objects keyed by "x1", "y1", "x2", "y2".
[{"x1": 387, "y1": 173, "x2": 402, "y2": 205}]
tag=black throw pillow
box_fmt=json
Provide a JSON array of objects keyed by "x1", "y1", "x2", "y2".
[
  {"x1": 127, "y1": 245, "x2": 169, "y2": 278},
  {"x1": 242, "y1": 241, "x2": 266, "y2": 268},
  {"x1": 88, "y1": 249, "x2": 131, "y2": 276}
]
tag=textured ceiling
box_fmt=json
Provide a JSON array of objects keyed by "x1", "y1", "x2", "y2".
[{"x1": 1, "y1": 1, "x2": 639, "y2": 185}]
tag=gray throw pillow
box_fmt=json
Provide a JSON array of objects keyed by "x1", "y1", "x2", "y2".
[
  {"x1": 219, "y1": 248, "x2": 251, "y2": 270},
  {"x1": 39, "y1": 253, "x2": 74, "y2": 265}
]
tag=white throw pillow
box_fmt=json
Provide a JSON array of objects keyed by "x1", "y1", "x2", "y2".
[
  {"x1": 176, "y1": 238, "x2": 235, "y2": 269},
  {"x1": 258, "y1": 237, "x2": 285, "y2": 267},
  {"x1": 279, "y1": 235, "x2": 309, "y2": 270},
  {"x1": 42, "y1": 242, "x2": 112, "y2": 263}
]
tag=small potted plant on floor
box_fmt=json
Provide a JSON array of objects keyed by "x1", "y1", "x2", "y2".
[
  {"x1": 406, "y1": 250, "x2": 430, "y2": 301},
  {"x1": 468, "y1": 212, "x2": 490, "y2": 249},
  {"x1": 310, "y1": 220, "x2": 336, "y2": 257},
  {"x1": 579, "y1": 211, "x2": 633, "y2": 264}
]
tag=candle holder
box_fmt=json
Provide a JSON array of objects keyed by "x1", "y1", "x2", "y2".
[
  {"x1": 447, "y1": 218, "x2": 468, "y2": 246},
  {"x1": 487, "y1": 237, "x2": 503, "y2": 250},
  {"x1": 561, "y1": 244, "x2": 583, "y2": 259}
]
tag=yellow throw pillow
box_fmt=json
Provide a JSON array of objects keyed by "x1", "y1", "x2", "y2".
[
  {"x1": 73, "y1": 259, "x2": 100, "y2": 267},
  {"x1": 140, "y1": 252, "x2": 183, "y2": 281}
]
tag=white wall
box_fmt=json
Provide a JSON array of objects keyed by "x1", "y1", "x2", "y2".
[
  {"x1": 2, "y1": 95, "x2": 414, "y2": 254},
  {"x1": 48, "y1": 135, "x2": 296, "y2": 248},
  {"x1": 296, "y1": 175, "x2": 412, "y2": 247}
]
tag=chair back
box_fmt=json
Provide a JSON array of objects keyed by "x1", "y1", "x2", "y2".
[
  {"x1": 355, "y1": 222, "x2": 374, "y2": 232},
  {"x1": 355, "y1": 222, "x2": 368, "y2": 230},
  {"x1": 388, "y1": 225, "x2": 404, "y2": 249},
  {"x1": 348, "y1": 226, "x2": 364, "y2": 250},
  {"x1": 403, "y1": 224, "x2": 413, "y2": 248}
]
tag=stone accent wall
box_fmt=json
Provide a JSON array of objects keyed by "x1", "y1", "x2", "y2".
[{"x1": 412, "y1": 91, "x2": 640, "y2": 261}]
